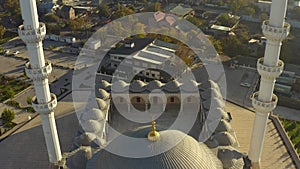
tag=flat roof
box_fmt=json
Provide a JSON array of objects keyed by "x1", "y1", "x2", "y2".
[{"x1": 109, "y1": 38, "x2": 154, "y2": 55}]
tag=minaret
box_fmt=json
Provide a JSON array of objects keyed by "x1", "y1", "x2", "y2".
[
  {"x1": 248, "y1": 0, "x2": 290, "y2": 168},
  {"x1": 18, "y1": 0, "x2": 62, "y2": 168}
]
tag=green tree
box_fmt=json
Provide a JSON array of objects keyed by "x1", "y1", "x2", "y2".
[
  {"x1": 208, "y1": 36, "x2": 223, "y2": 53},
  {"x1": 260, "y1": 13, "x2": 269, "y2": 21},
  {"x1": 186, "y1": 16, "x2": 204, "y2": 27},
  {"x1": 228, "y1": 0, "x2": 247, "y2": 15},
  {"x1": 46, "y1": 23, "x2": 61, "y2": 35},
  {"x1": 145, "y1": 2, "x2": 162, "y2": 12},
  {"x1": 27, "y1": 97, "x2": 32, "y2": 105},
  {"x1": 0, "y1": 25, "x2": 6, "y2": 39},
  {"x1": 44, "y1": 13, "x2": 60, "y2": 23},
  {"x1": 243, "y1": 7, "x2": 255, "y2": 16},
  {"x1": 222, "y1": 36, "x2": 249, "y2": 57},
  {"x1": 4, "y1": 0, "x2": 21, "y2": 24},
  {"x1": 3, "y1": 87, "x2": 15, "y2": 99},
  {"x1": 111, "y1": 5, "x2": 135, "y2": 20},
  {"x1": 70, "y1": 17, "x2": 91, "y2": 33},
  {"x1": 98, "y1": 3, "x2": 111, "y2": 18},
  {"x1": 216, "y1": 13, "x2": 238, "y2": 27},
  {"x1": 1, "y1": 108, "x2": 15, "y2": 125}
]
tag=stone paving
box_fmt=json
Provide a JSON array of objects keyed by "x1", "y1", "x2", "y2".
[
  {"x1": 0, "y1": 94, "x2": 78, "y2": 169},
  {"x1": 226, "y1": 102, "x2": 296, "y2": 169}
]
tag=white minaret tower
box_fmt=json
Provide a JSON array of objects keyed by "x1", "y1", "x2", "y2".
[
  {"x1": 18, "y1": 0, "x2": 62, "y2": 168},
  {"x1": 248, "y1": 0, "x2": 290, "y2": 168}
]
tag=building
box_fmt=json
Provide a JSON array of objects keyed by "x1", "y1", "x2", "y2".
[
  {"x1": 256, "y1": 0, "x2": 272, "y2": 13},
  {"x1": 38, "y1": 3, "x2": 60, "y2": 14},
  {"x1": 57, "y1": 5, "x2": 75, "y2": 20},
  {"x1": 104, "y1": 38, "x2": 179, "y2": 81},
  {"x1": 64, "y1": 79, "x2": 246, "y2": 169},
  {"x1": 167, "y1": 4, "x2": 195, "y2": 18}
]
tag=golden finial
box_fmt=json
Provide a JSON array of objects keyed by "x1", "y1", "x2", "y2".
[{"x1": 148, "y1": 117, "x2": 160, "y2": 142}]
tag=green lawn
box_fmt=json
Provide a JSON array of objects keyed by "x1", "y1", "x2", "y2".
[
  {"x1": 0, "y1": 75, "x2": 30, "y2": 102},
  {"x1": 281, "y1": 119, "x2": 300, "y2": 156}
]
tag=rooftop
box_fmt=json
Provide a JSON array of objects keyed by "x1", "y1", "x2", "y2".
[{"x1": 109, "y1": 38, "x2": 154, "y2": 55}]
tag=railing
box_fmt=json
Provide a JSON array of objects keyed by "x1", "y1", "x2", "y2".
[
  {"x1": 251, "y1": 92, "x2": 278, "y2": 113},
  {"x1": 25, "y1": 61, "x2": 52, "y2": 80},
  {"x1": 32, "y1": 93, "x2": 57, "y2": 114},
  {"x1": 257, "y1": 58, "x2": 284, "y2": 79},
  {"x1": 18, "y1": 23, "x2": 46, "y2": 43},
  {"x1": 262, "y1": 20, "x2": 290, "y2": 41}
]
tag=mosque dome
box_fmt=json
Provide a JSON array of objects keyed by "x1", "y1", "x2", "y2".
[
  {"x1": 98, "y1": 89, "x2": 110, "y2": 100},
  {"x1": 130, "y1": 80, "x2": 146, "y2": 92},
  {"x1": 111, "y1": 80, "x2": 129, "y2": 93},
  {"x1": 86, "y1": 129, "x2": 223, "y2": 169},
  {"x1": 96, "y1": 98, "x2": 108, "y2": 111},
  {"x1": 147, "y1": 80, "x2": 164, "y2": 91},
  {"x1": 217, "y1": 146, "x2": 244, "y2": 169},
  {"x1": 99, "y1": 80, "x2": 111, "y2": 91},
  {"x1": 163, "y1": 80, "x2": 181, "y2": 93},
  {"x1": 181, "y1": 80, "x2": 199, "y2": 93},
  {"x1": 80, "y1": 108, "x2": 105, "y2": 121}
]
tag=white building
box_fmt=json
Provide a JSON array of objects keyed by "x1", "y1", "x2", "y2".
[{"x1": 107, "y1": 38, "x2": 179, "y2": 81}]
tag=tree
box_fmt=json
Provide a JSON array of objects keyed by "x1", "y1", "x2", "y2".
[
  {"x1": 0, "y1": 25, "x2": 6, "y2": 39},
  {"x1": 260, "y1": 13, "x2": 269, "y2": 21},
  {"x1": 44, "y1": 13, "x2": 60, "y2": 23},
  {"x1": 243, "y1": 7, "x2": 255, "y2": 16},
  {"x1": 186, "y1": 16, "x2": 204, "y2": 27},
  {"x1": 216, "y1": 13, "x2": 238, "y2": 27},
  {"x1": 98, "y1": 3, "x2": 111, "y2": 18},
  {"x1": 145, "y1": 2, "x2": 162, "y2": 12},
  {"x1": 111, "y1": 4, "x2": 135, "y2": 20},
  {"x1": 208, "y1": 36, "x2": 223, "y2": 53},
  {"x1": 27, "y1": 97, "x2": 32, "y2": 105},
  {"x1": 3, "y1": 87, "x2": 15, "y2": 99},
  {"x1": 228, "y1": 0, "x2": 247, "y2": 15},
  {"x1": 46, "y1": 23, "x2": 61, "y2": 35},
  {"x1": 1, "y1": 108, "x2": 15, "y2": 125},
  {"x1": 4, "y1": 0, "x2": 21, "y2": 24},
  {"x1": 221, "y1": 36, "x2": 249, "y2": 57},
  {"x1": 70, "y1": 17, "x2": 91, "y2": 33}
]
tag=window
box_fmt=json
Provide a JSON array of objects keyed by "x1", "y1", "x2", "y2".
[
  {"x1": 170, "y1": 97, "x2": 175, "y2": 103},
  {"x1": 137, "y1": 97, "x2": 141, "y2": 103},
  {"x1": 146, "y1": 72, "x2": 150, "y2": 76},
  {"x1": 152, "y1": 74, "x2": 155, "y2": 77}
]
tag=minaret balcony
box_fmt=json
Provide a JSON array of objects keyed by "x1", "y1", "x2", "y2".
[
  {"x1": 18, "y1": 22, "x2": 46, "y2": 43},
  {"x1": 25, "y1": 61, "x2": 52, "y2": 81},
  {"x1": 251, "y1": 92, "x2": 278, "y2": 113},
  {"x1": 257, "y1": 58, "x2": 284, "y2": 80},
  {"x1": 262, "y1": 20, "x2": 290, "y2": 41},
  {"x1": 32, "y1": 93, "x2": 57, "y2": 114}
]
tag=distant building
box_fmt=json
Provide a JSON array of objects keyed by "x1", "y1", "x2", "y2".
[
  {"x1": 256, "y1": 1, "x2": 272, "y2": 13},
  {"x1": 104, "y1": 38, "x2": 179, "y2": 81},
  {"x1": 38, "y1": 3, "x2": 60, "y2": 14},
  {"x1": 57, "y1": 5, "x2": 76, "y2": 20},
  {"x1": 168, "y1": 4, "x2": 195, "y2": 18},
  {"x1": 42, "y1": 0, "x2": 58, "y2": 4}
]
